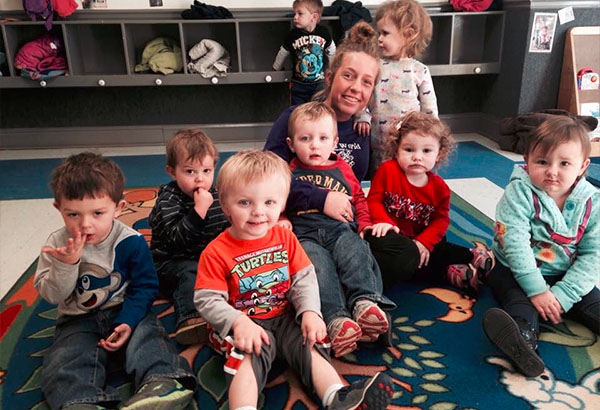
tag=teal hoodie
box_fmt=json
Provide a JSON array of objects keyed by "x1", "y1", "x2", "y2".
[{"x1": 493, "y1": 165, "x2": 600, "y2": 312}]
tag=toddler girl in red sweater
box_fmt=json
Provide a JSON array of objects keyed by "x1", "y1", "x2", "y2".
[{"x1": 365, "y1": 112, "x2": 494, "y2": 293}]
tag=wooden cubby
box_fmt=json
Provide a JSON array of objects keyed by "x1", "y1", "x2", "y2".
[{"x1": 0, "y1": 10, "x2": 505, "y2": 88}]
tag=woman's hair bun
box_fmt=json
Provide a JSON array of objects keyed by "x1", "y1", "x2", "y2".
[{"x1": 347, "y1": 21, "x2": 377, "y2": 43}]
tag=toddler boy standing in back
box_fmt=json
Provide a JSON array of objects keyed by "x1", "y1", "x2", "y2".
[
  {"x1": 273, "y1": 0, "x2": 336, "y2": 105},
  {"x1": 35, "y1": 152, "x2": 195, "y2": 410},
  {"x1": 149, "y1": 129, "x2": 229, "y2": 345}
]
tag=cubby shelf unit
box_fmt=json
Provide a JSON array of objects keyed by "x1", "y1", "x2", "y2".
[{"x1": 0, "y1": 11, "x2": 504, "y2": 88}]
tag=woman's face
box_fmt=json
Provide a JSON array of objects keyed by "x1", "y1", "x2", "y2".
[{"x1": 325, "y1": 52, "x2": 378, "y2": 121}]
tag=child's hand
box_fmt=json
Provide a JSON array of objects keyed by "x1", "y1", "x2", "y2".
[
  {"x1": 98, "y1": 323, "x2": 132, "y2": 352},
  {"x1": 530, "y1": 290, "x2": 563, "y2": 324},
  {"x1": 359, "y1": 225, "x2": 372, "y2": 239},
  {"x1": 194, "y1": 188, "x2": 214, "y2": 219},
  {"x1": 277, "y1": 216, "x2": 293, "y2": 231},
  {"x1": 232, "y1": 314, "x2": 270, "y2": 355},
  {"x1": 354, "y1": 121, "x2": 371, "y2": 137},
  {"x1": 324, "y1": 191, "x2": 353, "y2": 223},
  {"x1": 371, "y1": 223, "x2": 400, "y2": 238},
  {"x1": 42, "y1": 231, "x2": 86, "y2": 265},
  {"x1": 413, "y1": 240, "x2": 430, "y2": 268},
  {"x1": 301, "y1": 311, "x2": 327, "y2": 349}
]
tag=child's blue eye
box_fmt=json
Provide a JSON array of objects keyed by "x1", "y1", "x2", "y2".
[{"x1": 239, "y1": 200, "x2": 250, "y2": 206}]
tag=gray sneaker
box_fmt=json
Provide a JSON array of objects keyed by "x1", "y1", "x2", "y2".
[
  {"x1": 329, "y1": 372, "x2": 394, "y2": 409},
  {"x1": 121, "y1": 378, "x2": 193, "y2": 410}
]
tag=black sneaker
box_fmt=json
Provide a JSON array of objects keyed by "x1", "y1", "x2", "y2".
[
  {"x1": 121, "y1": 378, "x2": 194, "y2": 410},
  {"x1": 482, "y1": 308, "x2": 545, "y2": 377},
  {"x1": 328, "y1": 372, "x2": 394, "y2": 409}
]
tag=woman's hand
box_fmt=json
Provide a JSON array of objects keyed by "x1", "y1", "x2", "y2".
[{"x1": 323, "y1": 191, "x2": 353, "y2": 223}]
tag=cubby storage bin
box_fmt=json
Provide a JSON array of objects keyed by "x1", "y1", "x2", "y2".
[
  {"x1": 421, "y1": 15, "x2": 452, "y2": 66},
  {"x1": 64, "y1": 23, "x2": 127, "y2": 75},
  {"x1": 238, "y1": 20, "x2": 291, "y2": 72},
  {"x1": 0, "y1": 10, "x2": 505, "y2": 88},
  {"x1": 124, "y1": 22, "x2": 183, "y2": 74},
  {"x1": 3, "y1": 23, "x2": 66, "y2": 77},
  {"x1": 452, "y1": 12, "x2": 504, "y2": 64},
  {"x1": 181, "y1": 20, "x2": 239, "y2": 73},
  {"x1": 0, "y1": 29, "x2": 8, "y2": 77}
]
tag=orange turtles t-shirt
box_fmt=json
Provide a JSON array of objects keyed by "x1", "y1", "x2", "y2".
[{"x1": 195, "y1": 225, "x2": 312, "y2": 319}]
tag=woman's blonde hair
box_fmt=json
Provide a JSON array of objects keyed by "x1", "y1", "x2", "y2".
[
  {"x1": 314, "y1": 21, "x2": 380, "y2": 101},
  {"x1": 376, "y1": 0, "x2": 432, "y2": 58},
  {"x1": 386, "y1": 112, "x2": 455, "y2": 165},
  {"x1": 217, "y1": 150, "x2": 291, "y2": 204}
]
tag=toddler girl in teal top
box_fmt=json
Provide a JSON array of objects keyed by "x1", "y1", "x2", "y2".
[{"x1": 483, "y1": 116, "x2": 599, "y2": 377}]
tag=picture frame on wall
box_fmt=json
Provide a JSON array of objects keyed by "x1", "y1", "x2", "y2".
[{"x1": 529, "y1": 13, "x2": 558, "y2": 53}]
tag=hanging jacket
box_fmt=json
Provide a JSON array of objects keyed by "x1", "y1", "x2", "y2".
[{"x1": 323, "y1": 0, "x2": 372, "y2": 32}]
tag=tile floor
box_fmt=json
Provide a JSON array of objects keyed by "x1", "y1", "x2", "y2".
[{"x1": 0, "y1": 134, "x2": 522, "y2": 300}]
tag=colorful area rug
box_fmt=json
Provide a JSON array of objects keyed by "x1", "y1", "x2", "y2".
[{"x1": 1, "y1": 188, "x2": 599, "y2": 409}]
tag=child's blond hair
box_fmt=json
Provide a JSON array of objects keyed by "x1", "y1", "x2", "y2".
[
  {"x1": 376, "y1": 0, "x2": 433, "y2": 58},
  {"x1": 166, "y1": 129, "x2": 218, "y2": 168},
  {"x1": 386, "y1": 111, "x2": 455, "y2": 165},
  {"x1": 293, "y1": 0, "x2": 324, "y2": 16},
  {"x1": 288, "y1": 101, "x2": 338, "y2": 138},
  {"x1": 50, "y1": 152, "x2": 125, "y2": 205},
  {"x1": 525, "y1": 116, "x2": 592, "y2": 160},
  {"x1": 217, "y1": 150, "x2": 291, "y2": 204}
]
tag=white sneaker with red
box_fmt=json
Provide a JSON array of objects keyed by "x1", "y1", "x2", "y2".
[
  {"x1": 353, "y1": 300, "x2": 389, "y2": 342},
  {"x1": 327, "y1": 317, "x2": 362, "y2": 357}
]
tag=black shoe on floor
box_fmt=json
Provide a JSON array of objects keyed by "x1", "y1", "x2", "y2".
[{"x1": 482, "y1": 308, "x2": 545, "y2": 377}]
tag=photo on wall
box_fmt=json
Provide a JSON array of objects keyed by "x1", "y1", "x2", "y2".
[
  {"x1": 529, "y1": 13, "x2": 558, "y2": 53},
  {"x1": 82, "y1": 0, "x2": 108, "y2": 8}
]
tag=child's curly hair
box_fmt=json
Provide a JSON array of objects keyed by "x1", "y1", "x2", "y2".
[
  {"x1": 385, "y1": 112, "x2": 455, "y2": 166},
  {"x1": 375, "y1": 0, "x2": 433, "y2": 58}
]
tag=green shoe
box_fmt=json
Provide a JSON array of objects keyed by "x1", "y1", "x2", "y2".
[{"x1": 121, "y1": 378, "x2": 193, "y2": 410}]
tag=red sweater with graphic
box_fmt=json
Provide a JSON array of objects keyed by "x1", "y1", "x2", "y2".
[{"x1": 367, "y1": 159, "x2": 450, "y2": 250}]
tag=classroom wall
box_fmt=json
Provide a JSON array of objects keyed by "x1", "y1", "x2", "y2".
[{"x1": 483, "y1": 2, "x2": 600, "y2": 117}]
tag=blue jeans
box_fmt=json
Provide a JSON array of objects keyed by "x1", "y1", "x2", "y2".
[
  {"x1": 41, "y1": 307, "x2": 196, "y2": 410},
  {"x1": 157, "y1": 259, "x2": 202, "y2": 327},
  {"x1": 299, "y1": 224, "x2": 396, "y2": 324},
  {"x1": 290, "y1": 80, "x2": 323, "y2": 105}
]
